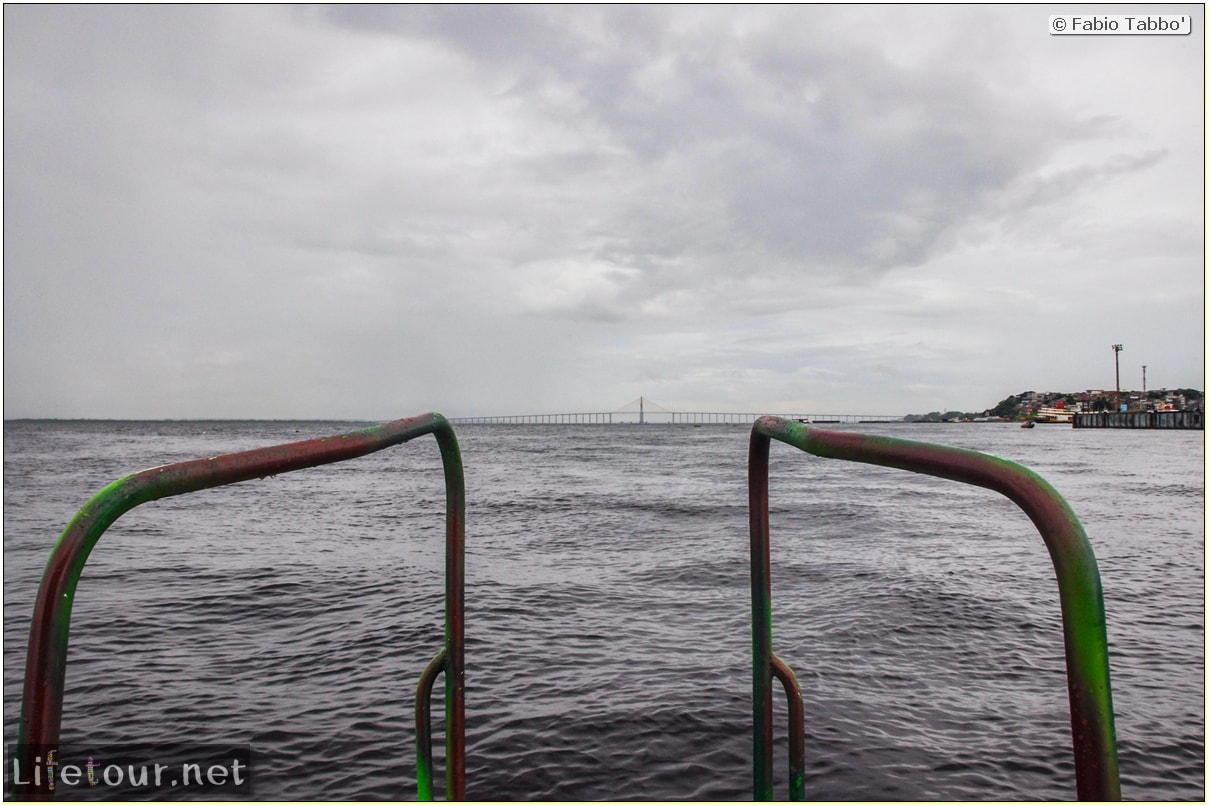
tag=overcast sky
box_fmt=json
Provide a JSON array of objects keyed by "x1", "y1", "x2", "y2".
[{"x1": 4, "y1": 5, "x2": 1204, "y2": 419}]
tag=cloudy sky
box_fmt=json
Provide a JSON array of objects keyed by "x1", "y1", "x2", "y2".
[{"x1": 4, "y1": 5, "x2": 1204, "y2": 419}]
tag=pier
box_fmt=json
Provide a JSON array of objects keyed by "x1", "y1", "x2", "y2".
[{"x1": 1073, "y1": 410, "x2": 1203, "y2": 429}]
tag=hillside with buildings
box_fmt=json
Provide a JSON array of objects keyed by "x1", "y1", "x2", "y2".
[{"x1": 904, "y1": 388, "x2": 1204, "y2": 423}]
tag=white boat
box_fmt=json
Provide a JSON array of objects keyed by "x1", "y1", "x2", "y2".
[{"x1": 1034, "y1": 406, "x2": 1074, "y2": 423}]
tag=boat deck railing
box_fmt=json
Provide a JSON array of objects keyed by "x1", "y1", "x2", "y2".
[
  {"x1": 748, "y1": 416, "x2": 1118, "y2": 801},
  {"x1": 13, "y1": 414, "x2": 465, "y2": 801},
  {"x1": 13, "y1": 414, "x2": 1119, "y2": 801}
]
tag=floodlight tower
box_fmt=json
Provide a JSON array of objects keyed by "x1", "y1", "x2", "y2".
[{"x1": 1112, "y1": 344, "x2": 1124, "y2": 410}]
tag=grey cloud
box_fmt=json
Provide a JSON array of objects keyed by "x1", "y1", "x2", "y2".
[
  {"x1": 235, "y1": 8, "x2": 1101, "y2": 332},
  {"x1": 1000, "y1": 148, "x2": 1170, "y2": 213},
  {"x1": 315, "y1": 8, "x2": 1091, "y2": 293},
  {"x1": 4, "y1": 5, "x2": 1202, "y2": 418}
]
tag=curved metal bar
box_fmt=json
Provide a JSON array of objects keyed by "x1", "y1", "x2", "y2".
[
  {"x1": 433, "y1": 425, "x2": 466, "y2": 801},
  {"x1": 416, "y1": 649, "x2": 449, "y2": 801},
  {"x1": 770, "y1": 654, "x2": 806, "y2": 801},
  {"x1": 749, "y1": 415, "x2": 1119, "y2": 801},
  {"x1": 749, "y1": 424, "x2": 777, "y2": 800},
  {"x1": 16, "y1": 413, "x2": 466, "y2": 800}
]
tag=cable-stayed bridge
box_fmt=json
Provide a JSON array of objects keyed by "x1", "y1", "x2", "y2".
[{"x1": 449, "y1": 397, "x2": 903, "y2": 425}]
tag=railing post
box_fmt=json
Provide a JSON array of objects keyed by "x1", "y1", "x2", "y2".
[
  {"x1": 748, "y1": 427, "x2": 776, "y2": 799},
  {"x1": 434, "y1": 424, "x2": 466, "y2": 800}
]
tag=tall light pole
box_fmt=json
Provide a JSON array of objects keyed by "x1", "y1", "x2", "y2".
[{"x1": 1112, "y1": 344, "x2": 1124, "y2": 410}]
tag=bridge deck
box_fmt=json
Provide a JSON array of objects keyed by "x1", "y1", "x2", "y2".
[{"x1": 449, "y1": 412, "x2": 903, "y2": 425}]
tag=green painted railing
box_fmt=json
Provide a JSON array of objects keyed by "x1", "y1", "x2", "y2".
[
  {"x1": 14, "y1": 412, "x2": 1121, "y2": 800},
  {"x1": 749, "y1": 416, "x2": 1119, "y2": 801},
  {"x1": 15, "y1": 414, "x2": 465, "y2": 801}
]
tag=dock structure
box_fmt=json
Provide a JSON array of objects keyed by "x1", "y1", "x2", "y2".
[{"x1": 1073, "y1": 410, "x2": 1203, "y2": 429}]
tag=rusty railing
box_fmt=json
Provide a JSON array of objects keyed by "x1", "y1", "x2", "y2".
[
  {"x1": 14, "y1": 413, "x2": 465, "y2": 801},
  {"x1": 749, "y1": 415, "x2": 1119, "y2": 801}
]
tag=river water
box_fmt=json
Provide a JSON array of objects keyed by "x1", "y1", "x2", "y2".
[{"x1": 2, "y1": 419, "x2": 1204, "y2": 800}]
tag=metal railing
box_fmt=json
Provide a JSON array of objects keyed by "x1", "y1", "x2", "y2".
[
  {"x1": 13, "y1": 412, "x2": 1123, "y2": 800},
  {"x1": 748, "y1": 416, "x2": 1120, "y2": 801},
  {"x1": 14, "y1": 413, "x2": 465, "y2": 801}
]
